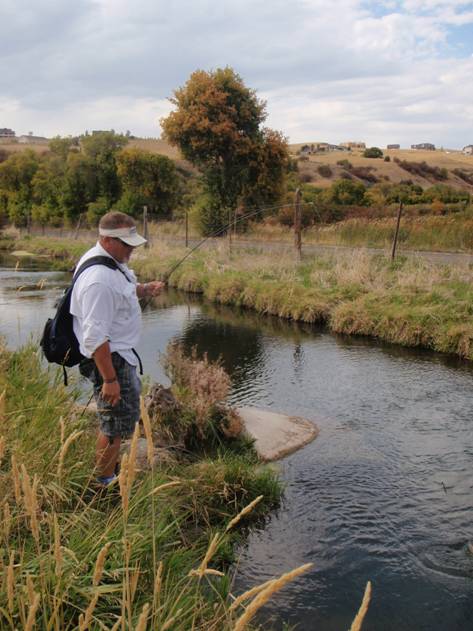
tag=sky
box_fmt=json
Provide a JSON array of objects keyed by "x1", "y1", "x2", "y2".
[{"x1": 1, "y1": 0, "x2": 472, "y2": 148}]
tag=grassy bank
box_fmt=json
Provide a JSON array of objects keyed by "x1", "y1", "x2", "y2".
[
  {"x1": 3, "y1": 234, "x2": 473, "y2": 361},
  {"x1": 134, "y1": 243, "x2": 473, "y2": 361},
  {"x1": 0, "y1": 343, "x2": 298, "y2": 630}
]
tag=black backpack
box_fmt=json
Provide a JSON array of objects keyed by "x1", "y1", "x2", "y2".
[{"x1": 40, "y1": 255, "x2": 123, "y2": 382}]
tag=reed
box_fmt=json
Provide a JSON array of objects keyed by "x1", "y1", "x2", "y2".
[
  {"x1": 232, "y1": 563, "x2": 313, "y2": 631},
  {"x1": 139, "y1": 396, "x2": 155, "y2": 466},
  {"x1": 24, "y1": 592, "x2": 40, "y2": 631},
  {"x1": 92, "y1": 542, "x2": 113, "y2": 586},
  {"x1": 349, "y1": 581, "x2": 372, "y2": 631}
]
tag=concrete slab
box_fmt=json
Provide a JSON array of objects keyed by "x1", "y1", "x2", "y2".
[{"x1": 237, "y1": 406, "x2": 319, "y2": 461}]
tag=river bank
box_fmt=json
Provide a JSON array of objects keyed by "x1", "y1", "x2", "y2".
[
  {"x1": 0, "y1": 341, "x2": 297, "y2": 629},
  {"x1": 2, "y1": 234, "x2": 473, "y2": 361}
]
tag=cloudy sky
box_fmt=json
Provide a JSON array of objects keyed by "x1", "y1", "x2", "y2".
[{"x1": 1, "y1": 0, "x2": 472, "y2": 148}]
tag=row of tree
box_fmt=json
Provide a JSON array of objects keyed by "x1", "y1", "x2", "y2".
[
  {"x1": 0, "y1": 68, "x2": 291, "y2": 235},
  {"x1": 0, "y1": 132, "x2": 184, "y2": 228},
  {"x1": 1, "y1": 66, "x2": 470, "y2": 235}
]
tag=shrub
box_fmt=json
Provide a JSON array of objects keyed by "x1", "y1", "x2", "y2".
[
  {"x1": 453, "y1": 169, "x2": 473, "y2": 186},
  {"x1": 317, "y1": 164, "x2": 333, "y2": 178},
  {"x1": 349, "y1": 166, "x2": 378, "y2": 183},
  {"x1": 384, "y1": 156, "x2": 391, "y2": 162},
  {"x1": 300, "y1": 172, "x2": 314, "y2": 183},
  {"x1": 363, "y1": 147, "x2": 383, "y2": 158},
  {"x1": 396, "y1": 159, "x2": 448, "y2": 181},
  {"x1": 337, "y1": 159, "x2": 353, "y2": 169}
]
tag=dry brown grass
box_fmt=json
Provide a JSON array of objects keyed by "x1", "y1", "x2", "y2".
[{"x1": 289, "y1": 145, "x2": 473, "y2": 189}]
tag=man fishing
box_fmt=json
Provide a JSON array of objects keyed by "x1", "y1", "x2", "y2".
[{"x1": 71, "y1": 211, "x2": 164, "y2": 487}]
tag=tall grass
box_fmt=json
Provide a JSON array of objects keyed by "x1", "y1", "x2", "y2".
[{"x1": 1, "y1": 343, "x2": 317, "y2": 630}]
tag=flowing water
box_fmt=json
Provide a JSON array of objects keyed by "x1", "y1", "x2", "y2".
[{"x1": 1, "y1": 254, "x2": 473, "y2": 630}]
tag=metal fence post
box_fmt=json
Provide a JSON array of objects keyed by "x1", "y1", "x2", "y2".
[{"x1": 391, "y1": 201, "x2": 403, "y2": 261}]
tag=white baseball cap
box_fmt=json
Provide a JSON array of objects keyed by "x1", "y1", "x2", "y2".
[{"x1": 99, "y1": 225, "x2": 147, "y2": 247}]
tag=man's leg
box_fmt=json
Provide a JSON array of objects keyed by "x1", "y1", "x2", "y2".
[{"x1": 96, "y1": 432, "x2": 121, "y2": 478}]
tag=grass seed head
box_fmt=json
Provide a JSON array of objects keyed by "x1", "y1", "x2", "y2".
[
  {"x1": 93, "y1": 542, "x2": 113, "y2": 586},
  {"x1": 24, "y1": 592, "x2": 40, "y2": 631},
  {"x1": 233, "y1": 563, "x2": 313, "y2": 631},
  {"x1": 349, "y1": 581, "x2": 372, "y2": 631}
]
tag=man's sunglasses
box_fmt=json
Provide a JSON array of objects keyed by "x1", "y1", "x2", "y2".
[{"x1": 112, "y1": 237, "x2": 134, "y2": 248}]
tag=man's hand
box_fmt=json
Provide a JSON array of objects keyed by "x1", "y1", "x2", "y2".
[
  {"x1": 101, "y1": 380, "x2": 121, "y2": 407},
  {"x1": 140, "y1": 281, "x2": 165, "y2": 298}
]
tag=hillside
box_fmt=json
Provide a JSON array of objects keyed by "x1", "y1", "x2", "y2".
[
  {"x1": 290, "y1": 144, "x2": 473, "y2": 191},
  {"x1": 2, "y1": 137, "x2": 472, "y2": 191}
]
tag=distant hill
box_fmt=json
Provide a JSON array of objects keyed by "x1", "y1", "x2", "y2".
[
  {"x1": 1, "y1": 137, "x2": 472, "y2": 191},
  {"x1": 290, "y1": 145, "x2": 473, "y2": 191}
]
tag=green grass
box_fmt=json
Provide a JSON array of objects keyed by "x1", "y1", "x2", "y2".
[{"x1": 0, "y1": 343, "x2": 285, "y2": 630}]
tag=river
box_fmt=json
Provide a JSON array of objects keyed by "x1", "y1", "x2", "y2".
[{"x1": 1, "y1": 253, "x2": 472, "y2": 630}]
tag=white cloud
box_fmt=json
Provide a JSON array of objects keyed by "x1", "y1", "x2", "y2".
[{"x1": 0, "y1": 0, "x2": 472, "y2": 147}]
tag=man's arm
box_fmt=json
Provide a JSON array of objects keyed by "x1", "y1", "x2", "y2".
[{"x1": 93, "y1": 341, "x2": 120, "y2": 407}]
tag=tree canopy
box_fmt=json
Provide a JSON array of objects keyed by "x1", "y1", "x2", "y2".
[{"x1": 161, "y1": 67, "x2": 289, "y2": 234}]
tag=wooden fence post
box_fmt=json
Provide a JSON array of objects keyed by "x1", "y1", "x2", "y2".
[
  {"x1": 294, "y1": 188, "x2": 302, "y2": 260},
  {"x1": 73, "y1": 213, "x2": 83, "y2": 240},
  {"x1": 143, "y1": 206, "x2": 149, "y2": 249},
  {"x1": 185, "y1": 210, "x2": 189, "y2": 247},
  {"x1": 391, "y1": 201, "x2": 403, "y2": 261}
]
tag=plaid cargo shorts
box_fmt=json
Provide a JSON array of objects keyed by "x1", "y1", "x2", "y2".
[{"x1": 79, "y1": 352, "x2": 141, "y2": 438}]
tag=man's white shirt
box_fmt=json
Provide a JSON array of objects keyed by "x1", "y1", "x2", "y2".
[{"x1": 70, "y1": 242, "x2": 141, "y2": 366}]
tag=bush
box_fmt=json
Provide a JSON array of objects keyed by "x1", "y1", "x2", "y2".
[
  {"x1": 317, "y1": 164, "x2": 333, "y2": 178},
  {"x1": 363, "y1": 147, "x2": 383, "y2": 158},
  {"x1": 453, "y1": 169, "x2": 473, "y2": 186},
  {"x1": 337, "y1": 159, "x2": 353, "y2": 169},
  {"x1": 349, "y1": 166, "x2": 378, "y2": 183},
  {"x1": 396, "y1": 159, "x2": 449, "y2": 181},
  {"x1": 384, "y1": 156, "x2": 391, "y2": 162},
  {"x1": 86, "y1": 196, "x2": 110, "y2": 226},
  {"x1": 300, "y1": 172, "x2": 314, "y2": 183}
]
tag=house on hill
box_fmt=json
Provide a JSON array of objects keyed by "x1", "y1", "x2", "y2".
[
  {"x1": 0, "y1": 128, "x2": 15, "y2": 138},
  {"x1": 300, "y1": 142, "x2": 349, "y2": 155},
  {"x1": 18, "y1": 133, "x2": 48, "y2": 145},
  {"x1": 462, "y1": 145, "x2": 473, "y2": 155},
  {"x1": 340, "y1": 141, "x2": 366, "y2": 150},
  {"x1": 411, "y1": 143, "x2": 435, "y2": 150},
  {"x1": 387, "y1": 144, "x2": 400, "y2": 150}
]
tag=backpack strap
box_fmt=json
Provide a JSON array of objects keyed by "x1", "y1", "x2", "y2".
[{"x1": 72, "y1": 255, "x2": 131, "y2": 284}]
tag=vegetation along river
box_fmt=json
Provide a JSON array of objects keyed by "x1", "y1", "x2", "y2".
[{"x1": 1, "y1": 253, "x2": 473, "y2": 631}]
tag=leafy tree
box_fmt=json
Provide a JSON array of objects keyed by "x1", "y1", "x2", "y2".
[
  {"x1": 116, "y1": 148, "x2": 181, "y2": 218},
  {"x1": 79, "y1": 131, "x2": 128, "y2": 204},
  {"x1": 49, "y1": 136, "x2": 78, "y2": 161},
  {"x1": 363, "y1": 147, "x2": 383, "y2": 158},
  {"x1": 0, "y1": 150, "x2": 40, "y2": 225},
  {"x1": 86, "y1": 196, "x2": 110, "y2": 226},
  {"x1": 161, "y1": 67, "x2": 287, "y2": 234},
  {"x1": 61, "y1": 152, "x2": 99, "y2": 221},
  {"x1": 329, "y1": 179, "x2": 366, "y2": 205},
  {"x1": 32, "y1": 154, "x2": 65, "y2": 217},
  {"x1": 241, "y1": 128, "x2": 289, "y2": 216}
]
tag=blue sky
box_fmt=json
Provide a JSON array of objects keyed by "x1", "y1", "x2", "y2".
[{"x1": 0, "y1": 0, "x2": 472, "y2": 148}]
